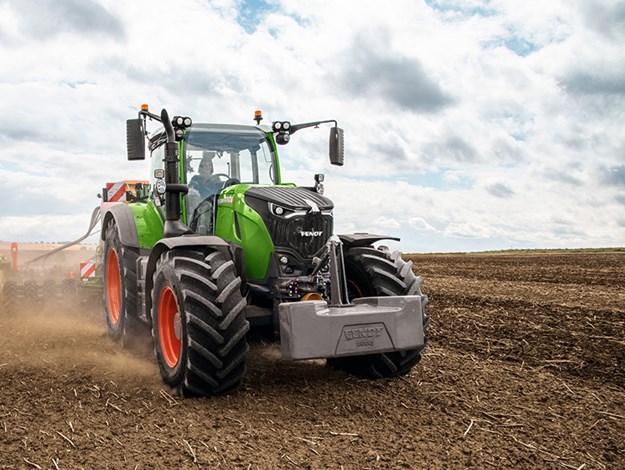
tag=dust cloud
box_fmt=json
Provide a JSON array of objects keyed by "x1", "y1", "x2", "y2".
[
  {"x1": 1, "y1": 244, "x2": 162, "y2": 389},
  {"x1": 0, "y1": 301, "x2": 161, "y2": 388}
]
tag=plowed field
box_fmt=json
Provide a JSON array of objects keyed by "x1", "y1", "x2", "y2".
[{"x1": 1, "y1": 251, "x2": 623, "y2": 469}]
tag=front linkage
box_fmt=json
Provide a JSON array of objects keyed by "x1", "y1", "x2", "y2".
[{"x1": 280, "y1": 235, "x2": 429, "y2": 377}]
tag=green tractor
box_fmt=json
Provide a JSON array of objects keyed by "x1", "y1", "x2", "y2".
[{"x1": 101, "y1": 105, "x2": 429, "y2": 396}]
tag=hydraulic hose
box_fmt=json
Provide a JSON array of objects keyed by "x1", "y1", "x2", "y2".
[{"x1": 26, "y1": 206, "x2": 102, "y2": 266}]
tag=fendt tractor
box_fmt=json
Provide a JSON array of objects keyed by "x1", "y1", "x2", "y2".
[{"x1": 101, "y1": 105, "x2": 429, "y2": 396}]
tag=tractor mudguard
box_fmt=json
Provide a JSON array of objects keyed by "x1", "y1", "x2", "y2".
[
  {"x1": 101, "y1": 202, "x2": 164, "y2": 250},
  {"x1": 100, "y1": 203, "x2": 140, "y2": 248},
  {"x1": 143, "y1": 235, "x2": 236, "y2": 316},
  {"x1": 338, "y1": 233, "x2": 400, "y2": 250}
]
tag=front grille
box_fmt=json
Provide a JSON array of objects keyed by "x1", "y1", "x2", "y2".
[{"x1": 268, "y1": 213, "x2": 332, "y2": 258}]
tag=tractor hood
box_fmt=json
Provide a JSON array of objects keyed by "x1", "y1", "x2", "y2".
[{"x1": 244, "y1": 186, "x2": 333, "y2": 212}]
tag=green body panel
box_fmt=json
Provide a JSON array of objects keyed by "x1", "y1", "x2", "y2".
[
  {"x1": 214, "y1": 184, "x2": 274, "y2": 280},
  {"x1": 127, "y1": 201, "x2": 164, "y2": 249}
]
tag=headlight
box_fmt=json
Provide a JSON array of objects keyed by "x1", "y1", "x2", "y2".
[
  {"x1": 155, "y1": 179, "x2": 166, "y2": 195},
  {"x1": 276, "y1": 132, "x2": 290, "y2": 145}
]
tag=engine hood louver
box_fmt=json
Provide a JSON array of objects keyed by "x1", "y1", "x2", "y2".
[{"x1": 245, "y1": 187, "x2": 333, "y2": 211}]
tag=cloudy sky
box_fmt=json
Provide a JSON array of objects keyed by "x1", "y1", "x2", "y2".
[{"x1": 0, "y1": 0, "x2": 623, "y2": 253}]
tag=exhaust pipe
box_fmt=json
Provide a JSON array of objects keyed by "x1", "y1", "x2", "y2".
[{"x1": 161, "y1": 109, "x2": 192, "y2": 238}]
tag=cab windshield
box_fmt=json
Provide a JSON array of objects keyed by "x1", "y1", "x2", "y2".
[{"x1": 184, "y1": 125, "x2": 277, "y2": 224}]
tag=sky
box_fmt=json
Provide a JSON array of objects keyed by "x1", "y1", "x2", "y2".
[{"x1": 0, "y1": 0, "x2": 623, "y2": 253}]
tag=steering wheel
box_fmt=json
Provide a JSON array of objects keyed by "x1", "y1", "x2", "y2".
[
  {"x1": 210, "y1": 173, "x2": 231, "y2": 182},
  {"x1": 209, "y1": 174, "x2": 240, "y2": 188},
  {"x1": 222, "y1": 177, "x2": 240, "y2": 189}
]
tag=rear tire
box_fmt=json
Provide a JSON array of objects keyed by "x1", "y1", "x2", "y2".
[
  {"x1": 103, "y1": 219, "x2": 139, "y2": 342},
  {"x1": 151, "y1": 248, "x2": 249, "y2": 397},
  {"x1": 327, "y1": 246, "x2": 428, "y2": 379}
]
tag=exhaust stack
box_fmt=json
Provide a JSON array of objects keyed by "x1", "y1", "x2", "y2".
[{"x1": 160, "y1": 109, "x2": 193, "y2": 238}]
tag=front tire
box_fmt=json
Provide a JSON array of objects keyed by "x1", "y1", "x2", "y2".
[
  {"x1": 328, "y1": 245, "x2": 428, "y2": 379},
  {"x1": 151, "y1": 248, "x2": 249, "y2": 397}
]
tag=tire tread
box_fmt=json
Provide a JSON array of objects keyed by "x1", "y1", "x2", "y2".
[{"x1": 152, "y1": 248, "x2": 249, "y2": 397}]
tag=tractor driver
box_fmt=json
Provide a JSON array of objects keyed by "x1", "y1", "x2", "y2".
[
  {"x1": 188, "y1": 151, "x2": 224, "y2": 235},
  {"x1": 189, "y1": 151, "x2": 224, "y2": 199}
]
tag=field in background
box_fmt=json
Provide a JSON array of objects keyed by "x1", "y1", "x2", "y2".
[
  {"x1": 0, "y1": 242, "x2": 97, "y2": 285},
  {"x1": 0, "y1": 242, "x2": 97, "y2": 262},
  {"x1": 0, "y1": 250, "x2": 623, "y2": 468}
]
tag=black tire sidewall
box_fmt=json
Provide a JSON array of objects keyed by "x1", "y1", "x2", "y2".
[
  {"x1": 152, "y1": 255, "x2": 187, "y2": 387},
  {"x1": 344, "y1": 256, "x2": 376, "y2": 299},
  {"x1": 103, "y1": 221, "x2": 125, "y2": 340}
]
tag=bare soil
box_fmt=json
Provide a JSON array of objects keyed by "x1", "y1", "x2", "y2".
[{"x1": 1, "y1": 252, "x2": 623, "y2": 469}]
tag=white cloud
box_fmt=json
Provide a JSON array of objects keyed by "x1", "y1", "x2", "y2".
[
  {"x1": 372, "y1": 217, "x2": 401, "y2": 231},
  {"x1": 409, "y1": 217, "x2": 438, "y2": 233},
  {"x1": 444, "y1": 222, "x2": 504, "y2": 239},
  {"x1": 0, "y1": 0, "x2": 623, "y2": 252}
]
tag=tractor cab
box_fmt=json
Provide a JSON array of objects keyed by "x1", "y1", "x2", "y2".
[
  {"x1": 183, "y1": 125, "x2": 278, "y2": 234},
  {"x1": 145, "y1": 123, "x2": 278, "y2": 235}
]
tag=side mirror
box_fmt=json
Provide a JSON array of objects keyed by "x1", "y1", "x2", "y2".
[
  {"x1": 126, "y1": 119, "x2": 146, "y2": 160},
  {"x1": 329, "y1": 127, "x2": 344, "y2": 166}
]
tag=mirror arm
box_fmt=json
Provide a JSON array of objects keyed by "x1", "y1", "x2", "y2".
[
  {"x1": 290, "y1": 119, "x2": 337, "y2": 134},
  {"x1": 139, "y1": 109, "x2": 163, "y2": 122}
]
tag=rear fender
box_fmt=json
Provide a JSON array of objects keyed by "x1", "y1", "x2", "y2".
[
  {"x1": 100, "y1": 203, "x2": 140, "y2": 247},
  {"x1": 100, "y1": 202, "x2": 164, "y2": 249}
]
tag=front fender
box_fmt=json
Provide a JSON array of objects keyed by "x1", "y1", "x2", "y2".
[
  {"x1": 338, "y1": 233, "x2": 400, "y2": 250},
  {"x1": 144, "y1": 235, "x2": 234, "y2": 317}
]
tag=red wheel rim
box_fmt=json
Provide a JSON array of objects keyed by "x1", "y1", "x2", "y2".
[
  {"x1": 159, "y1": 286, "x2": 182, "y2": 368},
  {"x1": 106, "y1": 248, "x2": 121, "y2": 325}
]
